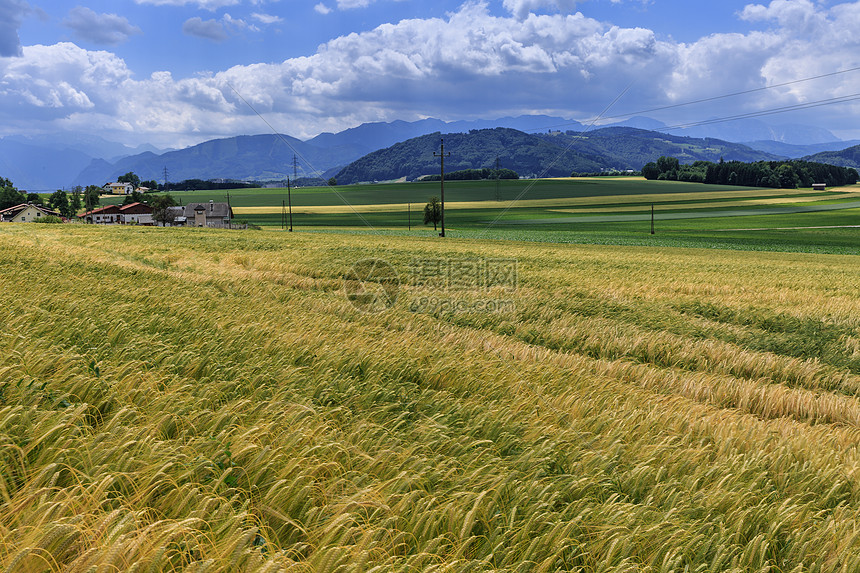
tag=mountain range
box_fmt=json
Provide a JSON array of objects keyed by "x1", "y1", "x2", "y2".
[
  {"x1": 3, "y1": 115, "x2": 859, "y2": 191},
  {"x1": 334, "y1": 127, "x2": 786, "y2": 184}
]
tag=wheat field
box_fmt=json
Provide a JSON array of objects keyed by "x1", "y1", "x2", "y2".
[{"x1": 1, "y1": 224, "x2": 860, "y2": 571}]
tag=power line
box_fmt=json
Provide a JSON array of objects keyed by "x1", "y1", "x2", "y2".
[
  {"x1": 659, "y1": 92, "x2": 860, "y2": 130},
  {"x1": 479, "y1": 80, "x2": 635, "y2": 236},
  {"x1": 225, "y1": 81, "x2": 376, "y2": 230},
  {"x1": 527, "y1": 65, "x2": 860, "y2": 133}
]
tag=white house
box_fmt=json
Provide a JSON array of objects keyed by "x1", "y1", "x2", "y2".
[
  {"x1": 80, "y1": 202, "x2": 154, "y2": 225},
  {"x1": 0, "y1": 203, "x2": 63, "y2": 223},
  {"x1": 163, "y1": 201, "x2": 234, "y2": 228}
]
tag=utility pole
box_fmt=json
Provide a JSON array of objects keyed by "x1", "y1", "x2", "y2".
[
  {"x1": 495, "y1": 156, "x2": 501, "y2": 202},
  {"x1": 287, "y1": 177, "x2": 293, "y2": 232},
  {"x1": 433, "y1": 139, "x2": 451, "y2": 237},
  {"x1": 651, "y1": 204, "x2": 655, "y2": 235},
  {"x1": 84, "y1": 187, "x2": 92, "y2": 223},
  {"x1": 282, "y1": 199, "x2": 286, "y2": 230},
  {"x1": 408, "y1": 202, "x2": 411, "y2": 231},
  {"x1": 226, "y1": 191, "x2": 232, "y2": 230}
]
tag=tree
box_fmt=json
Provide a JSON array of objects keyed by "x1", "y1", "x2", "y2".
[
  {"x1": 328, "y1": 177, "x2": 337, "y2": 186},
  {"x1": 33, "y1": 215, "x2": 63, "y2": 224},
  {"x1": 776, "y1": 164, "x2": 799, "y2": 189},
  {"x1": 70, "y1": 186, "x2": 82, "y2": 216},
  {"x1": 84, "y1": 185, "x2": 101, "y2": 213},
  {"x1": 151, "y1": 194, "x2": 178, "y2": 226},
  {"x1": 122, "y1": 189, "x2": 145, "y2": 206},
  {"x1": 26, "y1": 192, "x2": 43, "y2": 205},
  {"x1": 423, "y1": 196, "x2": 442, "y2": 231},
  {"x1": 656, "y1": 156, "x2": 680, "y2": 174},
  {"x1": 0, "y1": 178, "x2": 26, "y2": 210},
  {"x1": 140, "y1": 180, "x2": 158, "y2": 190},
  {"x1": 49, "y1": 190, "x2": 72, "y2": 218},
  {"x1": 118, "y1": 172, "x2": 141, "y2": 188}
]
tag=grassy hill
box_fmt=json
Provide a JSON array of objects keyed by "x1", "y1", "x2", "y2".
[
  {"x1": 335, "y1": 127, "x2": 781, "y2": 184},
  {"x1": 2, "y1": 225, "x2": 860, "y2": 570},
  {"x1": 805, "y1": 144, "x2": 860, "y2": 169},
  {"x1": 334, "y1": 128, "x2": 609, "y2": 184},
  {"x1": 538, "y1": 127, "x2": 781, "y2": 168}
]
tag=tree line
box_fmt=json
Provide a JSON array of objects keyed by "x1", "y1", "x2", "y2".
[
  {"x1": 0, "y1": 176, "x2": 179, "y2": 224},
  {"x1": 422, "y1": 168, "x2": 519, "y2": 182},
  {"x1": 642, "y1": 156, "x2": 859, "y2": 188}
]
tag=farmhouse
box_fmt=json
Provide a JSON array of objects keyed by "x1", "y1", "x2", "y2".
[
  {"x1": 166, "y1": 201, "x2": 234, "y2": 228},
  {"x1": 81, "y1": 205, "x2": 122, "y2": 224},
  {"x1": 81, "y1": 202, "x2": 154, "y2": 225},
  {"x1": 104, "y1": 182, "x2": 134, "y2": 195},
  {"x1": 118, "y1": 202, "x2": 154, "y2": 225},
  {"x1": 0, "y1": 203, "x2": 62, "y2": 223}
]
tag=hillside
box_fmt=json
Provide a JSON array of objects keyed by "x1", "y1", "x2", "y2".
[
  {"x1": 73, "y1": 134, "x2": 363, "y2": 187},
  {"x1": 538, "y1": 127, "x2": 781, "y2": 167},
  {"x1": 741, "y1": 139, "x2": 860, "y2": 158},
  {"x1": 335, "y1": 127, "x2": 782, "y2": 184},
  {"x1": 0, "y1": 139, "x2": 95, "y2": 192},
  {"x1": 334, "y1": 128, "x2": 609, "y2": 184},
  {"x1": 804, "y1": 144, "x2": 860, "y2": 169},
  {"x1": 73, "y1": 115, "x2": 583, "y2": 188}
]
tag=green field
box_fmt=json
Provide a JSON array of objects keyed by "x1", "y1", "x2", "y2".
[
  {"x1": 2, "y1": 224, "x2": 860, "y2": 570},
  {"x1": 97, "y1": 178, "x2": 860, "y2": 254}
]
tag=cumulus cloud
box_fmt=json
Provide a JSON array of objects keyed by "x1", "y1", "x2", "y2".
[
  {"x1": 503, "y1": 0, "x2": 579, "y2": 21},
  {"x1": 63, "y1": 6, "x2": 143, "y2": 45},
  {"x1": 314, "y1": 3, "x2": 332, "y2": 14},
  {"x1": 183, "y1": 17, "x2": 229, "y2": 41},
  {"x1": 251, "y1": 12, "x2": 283, "y2": 24},
  {"x1": 134, "y1": 0, "x2": 241, "y2": 9},
  {"x1": 337, "y1": 0, "x2": 372, "y2": 7},
  {"x1": 0, "y1": 0, "x2": 30, "y2": 57},
  {"x1": 5, "y1": 0, "x2": 860, "y2": 145},
  {"x1": 183, "y1": 13, "x2": 258, "y2": 41},
  {"x1": 740, "y1": 0, "x2": 826, "y2": 33}
]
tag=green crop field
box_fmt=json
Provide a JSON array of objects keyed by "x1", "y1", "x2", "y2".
[
  {"x1": 97, "y1": 178, "x2": 860, "y2": 254},
  {"x1": 2, "y1": 223, "x2": 860, "y2": 571}
]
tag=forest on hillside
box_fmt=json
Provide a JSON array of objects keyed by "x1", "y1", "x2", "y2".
[
  {"x1": 335, "y1": 129, "x2": 608, "y2": 184},
  {"x1": 642, "y1": 156, "x2": 859, "y2": 188}
]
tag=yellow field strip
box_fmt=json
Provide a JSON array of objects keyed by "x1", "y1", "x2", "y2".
[
  {"x1": 233, "y1": 188, "x2": 840, "y2": 215},
  {"x1": 549, "y1": 193, "x2": 860, "y2": 214}
]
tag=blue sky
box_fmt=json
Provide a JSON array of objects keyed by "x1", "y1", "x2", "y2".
[{"x1": 2, "y1": 0, "x2": 860, "y2": 146}]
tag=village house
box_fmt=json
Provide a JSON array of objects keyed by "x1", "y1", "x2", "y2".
[
  {"x1": 0, "y1": 203, "x2": 62, "y2": 223},
  {"x1": 165, "y1": 201, "x2": 234, "y2": 228},
  {"x1": 104, "y1": 182, "x2": 135, "y2": 195},
  {"x1": 81, "y1": 202, "x2": 154, "y2": 225}
]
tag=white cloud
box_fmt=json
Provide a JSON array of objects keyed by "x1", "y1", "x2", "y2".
[
  {"x1": 314, "y1": 3, "x2": 332, "y2": 14},
  {"x1": 337, "y1": 0, "x2": 372, "y2": 7},
  {"x1": 251, "y1": 12, "x2": 283, "y2": 24},
  {"x1": 5, "y1": 0, "x2": 860, "y2": 145},
  {"x1": 503, "y1": 0, "x2": 579, "y2": 21},
  {"x1": 134, "y1": 0, "x2": 241, "y2": 9},
  {"x1": 182, "y1": 17, "x2": 229, "y2": 41},
  {"x1": 62, "y1": 7, "x2": 143, "y2": 46},
  {"x1": 0, "y1": 42, "x2": 129, "y2": 122},
  {"x1": 182, "y1": 13, "x2": 260, "y2": 41}
]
